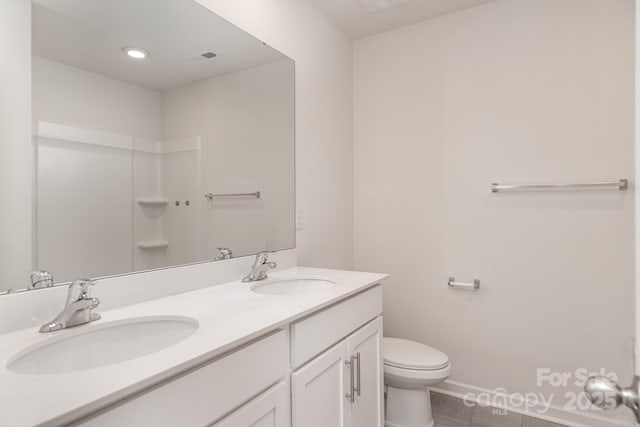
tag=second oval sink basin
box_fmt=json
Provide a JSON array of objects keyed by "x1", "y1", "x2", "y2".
[
  {"x1": 251, "y1": 278, "x2": 335, "y2": 295},
  {"x1": 8, "y1": 315, "x2": 198, "y2": 375}
]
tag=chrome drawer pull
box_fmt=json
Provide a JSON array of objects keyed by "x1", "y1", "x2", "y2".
[
  {"x1": 345, "y1": 356, "x2": 356, "y2": 403},
  {"x1": 354, "y1": 352, "x2": 361, "y2": 397}
]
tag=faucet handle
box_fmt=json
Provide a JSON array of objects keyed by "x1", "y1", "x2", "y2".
[
  {"x1": 29, "y1": 270, "x2": 54, "y2": 289},
  {"x1": 67, "y1": 279, "x2": 97, "y2": 302},
  {"x1": 256, "y1": 251, "x2": 272, "y2": 263},
  {"x1": 216, "y1": 247, "x2": 233, "y2": 260}
]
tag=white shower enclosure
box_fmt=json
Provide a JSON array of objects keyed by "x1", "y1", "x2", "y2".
[{"x1": 34, "y1": 122, "x2": 207, "y2": 283}]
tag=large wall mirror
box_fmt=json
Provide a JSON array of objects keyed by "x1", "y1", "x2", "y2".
[{"x1": 3, "y1": 0, "x2": 295, "y2": 293}]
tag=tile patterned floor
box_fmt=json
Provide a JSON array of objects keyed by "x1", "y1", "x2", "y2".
[{"x1": 431, "y1": 392, "x2": 567, "y2": 427}]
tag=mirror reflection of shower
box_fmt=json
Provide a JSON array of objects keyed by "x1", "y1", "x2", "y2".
[{"x1": 24, "y1": 0, "x2": 295, "y2": 288}]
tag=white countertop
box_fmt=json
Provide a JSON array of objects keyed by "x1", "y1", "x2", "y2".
[{"x1": 0, "y1": 267, "x2": 387, "y2": 427}]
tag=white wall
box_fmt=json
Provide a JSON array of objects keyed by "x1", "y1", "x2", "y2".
[
  {"x1": 0, "y1": 0, "x2": 32, "y2": 292},
  {"x1": 32, "y1": 56, "x2": 163, "y2": 140},
  {"x1": 36, "y1": 135, "x2": 133, "y2": 282},
  {"x1": 32, "y1": 57, "x2": 165, "y2": 283},
  {"x1": 162, "y1": 59, "x2": 295, "y2": 259},
  {"x1": 161, "y1": 141, "x2": 203, "y2": 266},
  {"x1": 194, "y1": 0, "x2": 354, "y2": 270},
  {"x1": 354, "y1": 0, "x2": 634, "y2": 419}
]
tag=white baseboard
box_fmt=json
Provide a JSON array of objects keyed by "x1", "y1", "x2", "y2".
[{"x1": 430, "y1": 380, "x2": 635, "y2": 427}]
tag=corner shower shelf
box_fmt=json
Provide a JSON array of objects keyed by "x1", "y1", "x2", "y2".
[
  {"x1": 136, "y1": 240, "x2": 169, "y2": 249},
  {"x1": 137, "y1": 197, "x2": 169, "y2": 207}
]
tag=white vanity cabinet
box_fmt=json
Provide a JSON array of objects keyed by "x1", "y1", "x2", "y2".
[
  {"x1": 291, "y1": 318, "x2": 383, "y2": 427},
  {"x1": 75, "y1": 330, "x2": 288, "y2": 427},
  {"x1": 291, "y1": 286, "x2": 384, "y2": 427},
  {"x1": 212, "y1": 382, "x2": 289, "y2": 427},
  {"x1": 71, "y1": 285, "x2": 383, "y2": 427}
]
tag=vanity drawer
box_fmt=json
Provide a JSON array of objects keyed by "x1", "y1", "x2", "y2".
[
  {"x1": 290, "y1": 285, "x2": 382, "y2": 368},
  {"x1": 76, "y1": 330, "x2": 287, "y2": 427}
]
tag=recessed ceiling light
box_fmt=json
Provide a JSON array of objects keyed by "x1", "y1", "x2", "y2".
[
  {"x1": 123, "y1": 47, "x2": 148, "y2": 59},
  {"x1": 359, "y1": 0, "x2": 407, "y2": 13}
]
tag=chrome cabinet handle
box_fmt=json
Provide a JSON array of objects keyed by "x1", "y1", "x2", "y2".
[
  {"x1": 354, "y1": 352, "x2": 361, "y2": 397},
  {"x1": 345, "y1": 356, "x2": 356, "y2": 403}
]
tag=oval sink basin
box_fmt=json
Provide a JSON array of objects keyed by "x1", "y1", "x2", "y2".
[
  {"x1": 8, "y1": 315, "x2": 198, "y2": 375},
  {"x1": 251, "y1": 278, "x2": 335, "y2": 295}
]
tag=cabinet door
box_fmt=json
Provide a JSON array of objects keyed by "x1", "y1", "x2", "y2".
[
  {"x1": 291, "y1": 341, "x2": 351, "y2": 427},
  {"x1": 212, "y1": 382, "x2": 289, "y2": 427},
  {"x1": 348, "y1": 316, "x2": 383, "y2": 427}
]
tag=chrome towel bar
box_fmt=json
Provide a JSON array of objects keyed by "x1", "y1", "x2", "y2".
[
  {"x1": 448, "y1": 277, "x2": 480, "y2": 290},
  {"x1": 205, "y1": 191, "x2": 261, "y2": 200},
  {"x1": 491, "y1": 179, "x2": 628, "y2": 193}
]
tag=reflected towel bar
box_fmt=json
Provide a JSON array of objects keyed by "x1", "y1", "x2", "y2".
[
  {"x1": 491, "y1": 179, "x2": 628, "y2": 193},
  {"x1": 205, "y1": 191, "x2": 261, "y2": 200},
  {"x1": 448, "y1": 277, "x2": 480, "y2": 290}
]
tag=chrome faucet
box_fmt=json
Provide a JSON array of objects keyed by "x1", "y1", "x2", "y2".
[
  {"x1": 215, "y1": 247, "x2": 234, "y2": 260},
  {"x1": 29, "y1": 270, "x2": 54, "y2": 290},
  {"x1": 39, "y1": 279, "x2": 101, "y2": 333},
  {"x1": 242, "y1": 251, "x2": 277, "y2": 282}
]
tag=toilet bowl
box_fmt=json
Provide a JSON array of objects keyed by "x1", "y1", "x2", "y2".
[{"x1": 383, "y1": 337, "x2": 451, "y2": 427}]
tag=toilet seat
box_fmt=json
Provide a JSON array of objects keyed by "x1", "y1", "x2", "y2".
[
  {"x1": 383, "y1": 337, "x2": 449, "y2": 371},
  {"x1": 384, "y1": 361, "x2": 451, "y2": 384}
]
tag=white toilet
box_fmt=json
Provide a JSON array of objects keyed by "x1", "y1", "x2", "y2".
[{"x1": 383, "y1": 337, "x2": 451, "y2": 427}]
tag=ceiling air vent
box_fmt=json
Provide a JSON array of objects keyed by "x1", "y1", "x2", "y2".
[
  {"x1": 186, "y1": 51, "x2": 217, "y2": 62},
  {"x1": 358, "y1": 0, "x2": 407, "y2": 13}
]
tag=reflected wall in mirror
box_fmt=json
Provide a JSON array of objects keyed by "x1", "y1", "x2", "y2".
[{"x1": 2, "y1": 0, "x2": 295, "y2": 293}]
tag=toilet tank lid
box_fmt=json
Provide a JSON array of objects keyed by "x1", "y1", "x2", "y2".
[{"x1": 383, "y1": 337, "x2": 449, "y2": 370}]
